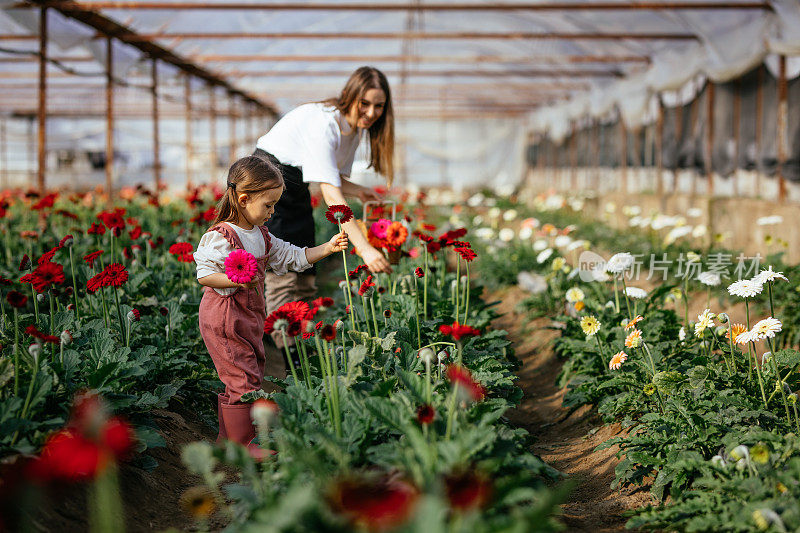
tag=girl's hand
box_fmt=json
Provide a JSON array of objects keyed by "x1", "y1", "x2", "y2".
[
  {"x1": 237, "y1": 279, "x2": 261, "y2": 289},
  {"x1": 360, "y1": 245, "x2": 393, "y2": 274},
  {"x1": 327, "y1": 231, "x2": 349, "y2": 253}
]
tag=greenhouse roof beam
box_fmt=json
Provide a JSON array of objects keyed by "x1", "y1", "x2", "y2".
[
  {"x1": 227, "y1": 69, "x2": 624, "y2": 78},
  {"x1": 22, "y1": 0, "x2": 277, "y2": 115},
  {"x1": 16, "y1": 2, "x2": 772, "y2": 11},
  {"x1": 119, "y1": 31, "x2": 699, "y2": 41},
  {"x1": 190, "y1": 54, "x2": 652, "y2": 64}
]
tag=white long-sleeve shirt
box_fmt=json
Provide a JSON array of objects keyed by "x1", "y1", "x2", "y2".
[{"x1": 195, "y1": 223, "x2": 311, "y2": 295}]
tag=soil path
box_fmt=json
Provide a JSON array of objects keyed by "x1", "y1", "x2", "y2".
[{"x1": 488, "y1": 286, "x2": 651, "y2": 532}]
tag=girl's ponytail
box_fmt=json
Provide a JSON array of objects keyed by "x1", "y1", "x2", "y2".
[{"x1": 209, "y1": 156, "x2": 284, "y2": 228}]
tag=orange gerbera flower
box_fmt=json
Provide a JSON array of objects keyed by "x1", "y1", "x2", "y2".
[
  {"x1": 726, "y1": 323, "x2": 747, "y2": 344},
  {"x1": 624, "y1": 315, "x2": 644, "y2": 330},
  {"x1": 609, "y1": 351, "x2": 628, "y2": 370},
  {"x1": 385, "y1": 222, "x2": 408, "y2": 248},
  {"x1": 624, "y1": 329, "x2": 642, "y2": 348}
]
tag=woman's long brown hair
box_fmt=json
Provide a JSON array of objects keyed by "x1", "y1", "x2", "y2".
[
  {"x1": 323, "y1": 66, "x2": 394, "y2": 185},
  {"x1": 210, "y1": 156, "x2": 284, "y2": 227}
]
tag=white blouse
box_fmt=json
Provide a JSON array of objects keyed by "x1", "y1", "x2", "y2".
[
  {"x1": 195, "y1": 223, "x2": 311, "y2": 296},
  {"x1": 255, "y1": 103, "x2": 362, "y2": 187}
]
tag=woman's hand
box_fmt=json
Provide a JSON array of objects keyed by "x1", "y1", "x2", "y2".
[
  {"x1": 357, "y1": 185, "x2": 382, "y2": 203},
  {"x1": 360, "y1": 245, "x2": 393, "y2": 274},
  {"x1": 326, "y1": 231, "x2": 349, "y2": 254}
]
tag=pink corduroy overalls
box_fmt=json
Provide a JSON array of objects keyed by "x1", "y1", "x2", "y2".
[{"x1": 199, "y1": 222, "x2": 271, "y2": 405}]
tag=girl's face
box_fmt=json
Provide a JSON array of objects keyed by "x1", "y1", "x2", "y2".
[
  {"x1": 238, "y1": 188, "x2": 283, "y2": 228},
  {"x1": 346, "y1": 88, "x2": 386, "y2": 130}
]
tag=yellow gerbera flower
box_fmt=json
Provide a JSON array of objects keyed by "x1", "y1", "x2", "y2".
[{"x1": 580, "y1": 315, "x2": 600, "y2": 336}]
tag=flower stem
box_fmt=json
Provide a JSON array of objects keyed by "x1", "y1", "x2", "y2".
[
  {"x1": 12, "y1": 309, "x2": 19, "y2": 395},
  {"x1": 280, "y1": 330, "x2": 300, "y2": 385},
  {"x1": 423, "y1": 248, "x2": 429, "y2": 320},
  {"x1": 369, "y1": 297, "x2": 379, "y2": 338},
  {"x1": 767, "y1": 337, "x2": 792, "y2": 424},
  {"x1": 68, "y1": 247, "x2": 80, "y2": 320},
  {"x1": 454, "y1": 256, "x2": 461, "y2": 321},
  {"x1": 462, "y1": 261, "x2": 471, "y2": 324},
  {"x1": 338, "y1": 221, "x2": 357, "y2": 341},
  {"x1": 413, "y1": 276, "x2": 422, "y2": 349},
  {"x1": 444, "y1": 384, "x2": 459, "y2": 440}
]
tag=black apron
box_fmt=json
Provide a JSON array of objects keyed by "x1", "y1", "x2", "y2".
[{"x1": 253, "y1": 148, "x2": 316, "y2": 274}]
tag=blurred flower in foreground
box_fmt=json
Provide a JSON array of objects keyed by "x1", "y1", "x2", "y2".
[{"x1": 327, "y1": 474, "x2": 418, "y2": 532}]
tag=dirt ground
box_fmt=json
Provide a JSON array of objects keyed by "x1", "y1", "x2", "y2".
[{"x1": 490, "y1": 286, "x2": 653, "y2": 532}]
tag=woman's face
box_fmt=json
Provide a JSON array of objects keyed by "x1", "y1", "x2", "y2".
[{"x1": 347, "y1": 88, "x2": 386, "y2": 130}]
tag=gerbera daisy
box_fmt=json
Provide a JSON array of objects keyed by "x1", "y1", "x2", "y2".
[
  {"x1": 726, "y1": 323, "x2": 747, "y2": 344},
  {"x1": 414, "y1": 267, "x2": 424, "y2": 278},
  {"x1": 755, "y1": 266, "x2": 788, "y2": 284},
  {"x1": 605, "y1": 252, "x2": 634, "y2": 274},
  {"x1": 31, "y1": 262, "x2": 66, "y2": 292},
  {"x1": 321, "y1": 324, "x2": 336, "y2": 341},
  {"x1": 696, "y1": 271, "x2": 722, "y2": 287},
  {"x1": 101, "y1": 263, "x2": 129, "y2": 288},
  {"x1": 168, "y1": 242, "x2": 193, "y2": 256},
  {"x1": 224, "y1": 249, "x2": 257, "y2": 284},
  {"x1": 624, "y1": 315, "x2": 644, "y2": 330},
  {"x1": 454, "y1": 246, "x2": 477, "y2": 262},
  {"x1": 625, "y1": 287, "x2": 648, "y2": 300},
  {"x1": 565, "y1": 287, "x2": 585, "y2": 303},
  {"x1": 728, "y1": 279, "x2": 763, "y2": 298},
  {"x1": 735, "y1": 328, "x2": 759, "y2": 345},
  {"x1": 312, "y1": 297, "x2": 334, "y2": 309},
  {"x1": 86, "y1": 272, "x2": 106, "y2": 294},
  {"x1": 87, "y1": 222, "x2": 106, "y2": 235},
  {"x1": 694, "y1": 309, "x2": 716, "y2": 337},
  {"x1": 6, "y1": 290, "x2": 28, "y2": 308},
  {"x1": 439, "y1": 322, "x2": 481, "y2": 341},
  {"x1": 264, "y1": 309, "x2": 291, "y2": 335},
  {"x1": 277, "y1": 301, "x2": 311, "y2": 325},
  {"x1": 416, "y1": 404, "x2": 435, "y2": 425},
  {"x1": 625, "y1": 329, "x2": 642, "y2": 348},
  {"x1": 609, "y1": 351, "x2": 628, "y2": 370},
  {"x1": 325, "y1": 204, "x2": 353, "y2": 224},
  {"x1": 358, "y1": 275, "x2": 376, "y2": 297},
  {"x1": 385, "y1": 222, "x2": 408, "y2": 248},
  {"x1": 445, "y1": 364, "x2": 485, "y2": 401},
  {"x1": 751, "y1": 317, "x2": 782, "y2": 340},
  {"x1": 370, "y1": 219, "x2": 391, "y2": 239},
  {"x1": 580, "y1": 316, "x2": 601, "y2": 336}
]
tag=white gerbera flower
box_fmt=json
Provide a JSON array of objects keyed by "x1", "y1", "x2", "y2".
[
  {"x1": 518, "y1": 227, "x2": 533, "y2": 240},
  {"x1": 533, "y1": 239, "x2": 549, "y2": 252},
  {"x1": 565, "y1": 287, "x2": 585, "y2": 303},
  {"x1": 727, "y1": 279, "x2": 763, "y2": 298},
  {"x1": 756, "y1": 215, "x2": 784, "y2": 226},
  {"x1": 502, "y1": 209, "x2": 518, "y2": 221},
  {"x1": 679, "y1": 327, "x2": 686, "y2": 341},
  {"x1": 498, "y1": 228, "x2": 515, "y2": 242},
  {"x1": 755, "y1": 266, "x2": 788, "y2": 284},
  {"x1": 694, "y1": 309, "x2": 716, "y2": 337},
  {"x1": 751, "y1": 317, "x2": 782, "y2": 340},
  {"x1": 566, "y1": 239, "x2": 586, "y2": 252},
  {"x1": 735, "y1": 328, "x2": 759, "y2": 345},
  {"x1": 605, "y1": 252, "x2": 634, "y2": 274},
  {"x1": 625, "y1": 287, "x2": 648, "y2": 300},
  {"x1": 536, "y1": 248, "x2": 554, "y2": 264},
  {"x1": 554, "y1": 235, "x2": 572, "y2": 248},
  {"x1": 697, "y1": 271, "x2": 721, "y2": 287}
]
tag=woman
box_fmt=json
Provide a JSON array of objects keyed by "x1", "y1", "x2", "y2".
[{"x1": 254, "y1": 66, "x2": 394, "y2": 363}]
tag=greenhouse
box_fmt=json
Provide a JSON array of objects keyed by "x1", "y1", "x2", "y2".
[{"x1": 1, "y1": 1, "x2": 800, "y2": 531}]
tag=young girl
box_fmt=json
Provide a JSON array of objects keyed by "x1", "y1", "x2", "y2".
[{"x1": 194, "y1": 156, "x2": 348, "y2": 451}]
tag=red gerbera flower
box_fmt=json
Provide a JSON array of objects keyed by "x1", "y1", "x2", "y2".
[
  {"x1": 97, "y1": 209, "x2": 126, "y2": 230},
  {"x1": 321, "y1": 324, "x2": 336, "y2": 341},
  {"x1": 168, "y1": 242, "x2": 193, "y2": 256},
  {"x1": 31, "y1": 262, "x2": 66, "y2": 292},
  {"x1": 327, "y1": 475, "x2": 418, "y2": 532},
  {"x1": 264, "y1": 309, "x2": 292, "y2": 335},
  {"x1": 422, "y1": 223, "x2": 437, "y2": 232},
  {"x1": 444, "y1": 470, "x2": 492, "y2": 511},
  {"x1": 426, "y1": 242, "x2": 441, "y2": 254},
  {"x1": 312, "y1": 296, "x2": 335, "y2": 309},
  {"x1": 128, "y1": 226, "x2": 142, "y2": 240},
  {"x1": 454, "y1": 247, "x2": 477, "y2": 262},
  {"x1": 6, "y1": 290, "x2": 28, "y2": 308},
  {"x1": 86, "y1": 272, "x2": 106, "y2": 294},
  {"x1": 59, "y1": 234, "x2": 75, "y2": 247},
  {"x1": 87, "y1": 222, "x2": 106, "y2": 235},
  {"x1": 358, "y1": 275, "x2": 376, "y2": 297},
  {"x1": 416, "y1": 404, "x2": 435, "y2": 425},
  {"x1": 25, "y1": 325, "x2": 60, "y2": 344},
  {"x1": 19, "y1": 254, "x2": 31, "y2": 271},
  {"x1": 325, "y1": 204, "x2": 354, "y2": 225},
  {"x1": 277, "y1": 301, "x2": 311, "y2": 325},
  {"x1": 439, "y1": 322, "x2": 481, "y2": 341},
  {"x1": 348, "y1": 264, "x2": 369, "y2": 278},
  {"x1": 445, "y1": 364, "x2": 485, "y2": 402},
  {"x1": 177, "y1": 253, "x2": 194, "y2": 263},
  {"x1": 414, "y1": 267, "x2": 424, "y2": 278},
  {"x1": 100, "y1": 263, "x2": 128, "y2": 288},
  {"x1": 83, "y1": 250, "x2": 104, "y2": 268},
  {"x1": 38, "y1": 245, "x2": 61, "y2": 266}
]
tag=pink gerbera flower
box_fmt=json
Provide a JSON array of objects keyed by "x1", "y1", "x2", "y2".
[
  {"x1": 224, "y1": 249, "x2": 258, "y2": 284},
  {"x1": 370, "y1": 219, "x2": 391, "y2": 239}
]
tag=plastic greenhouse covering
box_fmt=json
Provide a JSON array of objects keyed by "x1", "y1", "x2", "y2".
[{"x1": 1, "y1": 1, "x2": 800, "y2": 190}]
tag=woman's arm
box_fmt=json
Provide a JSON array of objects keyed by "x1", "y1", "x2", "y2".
[{"x1": 318, "y1": 183, "x2": 392, "y2": 274}]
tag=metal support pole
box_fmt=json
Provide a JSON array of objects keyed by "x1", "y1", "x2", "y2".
[
  {"x1": 151, "y1": 58, "x2": 161, "y2": 192},
  {"x1": 656, "y1": 97, "x2": 664, "y2": 202},
  {"x1": 705, "y1": 81, "x2": 715, "y2": 197},
  {"x1": 755, "y1": 65, "x2": 764, "y2": 197},
  {"x1": 570, "y1": 122, "x2": 578, "y2": 191},
  {"x1": 777, "y1": 55, "x2": 788, "y2": 203},
  {"x1": 185, "y1": 74, "x2": 193, "y2": 187},
  {"x1": 105, "y1": 36, "x2": 114, "y2": 197},
  {"x1": 673, "y1": 102, "x2": 683, "y2": 194},
  {"x1": 37, "y1": 6, "x2": 47, "y2": 191},
  {"x1": 688, "y1": 93, "x2": 700, "y2": 198},
  {"x1": 0, "y1": 119, "x2": 6, "y2": 189},
  {"x1": 209, "y1": 83, "x2": 217, "y2": 179},
  {"x1": 733, "y1": 78, "x2": 741, "y2": 197},
  {"x1": 229, "y1": 94, "x2": 237, "y2": 163},
  {"x1": 620, "y1": 116, "x2": 627, "y2": 194}
]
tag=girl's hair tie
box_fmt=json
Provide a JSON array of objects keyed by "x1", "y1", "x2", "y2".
[{"x1": 227, "y1": 181, "x2": 236, "y2": 190}]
